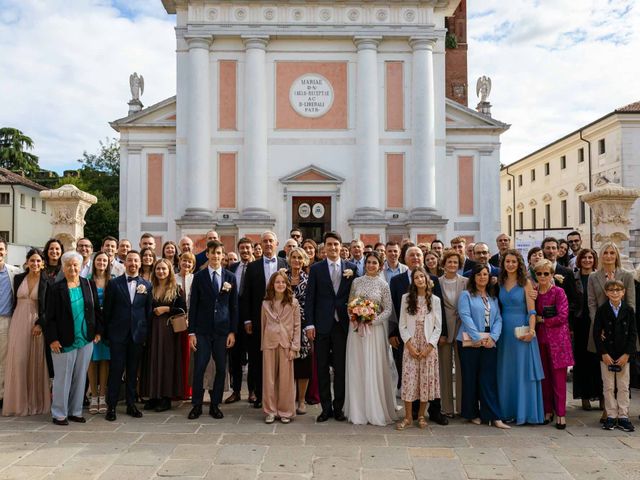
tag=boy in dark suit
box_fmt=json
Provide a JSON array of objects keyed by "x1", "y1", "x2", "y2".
[
  {"x1": 103, "y1": 250, "x2": 153, "y2": 421},
  {"x1": 594, "y1": 280, "x2": 637, "y2": 432},
  {"x1": 188, "y1": 240, "x2": 238, "y2": 420}
]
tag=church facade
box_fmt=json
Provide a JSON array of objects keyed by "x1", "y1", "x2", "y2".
[{"x1": 112, "y1": 0, "x2": 508, "y2": 250}]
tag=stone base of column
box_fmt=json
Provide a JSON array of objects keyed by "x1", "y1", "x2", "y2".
[
  {"x1": 238, "y1": 207, "x2": 276, "y2": 222},
  {"x1": 350, "y1": 207, "x2": 384, "y2": 222},
  {"x1": 179, "y1": 208, "x2": 215, "y2": 222},
  {"x1": 406, "y1": 208, "x2": 448, "y2": 230}
]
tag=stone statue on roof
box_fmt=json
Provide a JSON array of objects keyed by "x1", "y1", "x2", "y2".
[
  {"x1": 476, "y1": 76, "x2": 491, "y2": 103},
  {"x1": 129, "y1": 72, "x2": 144, "y2": 101}
]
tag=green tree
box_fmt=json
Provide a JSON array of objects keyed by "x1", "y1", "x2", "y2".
[
  {"x1": 0, "y1": 128, "x2": 39, "y2": 175},
  {"x1": 56, "y1": 138, "x2": 120, "y2": 247}
]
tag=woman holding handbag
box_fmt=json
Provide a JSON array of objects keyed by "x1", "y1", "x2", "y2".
[{"x1": 141, "y1": 258, "x2": 187, "y2": 412}]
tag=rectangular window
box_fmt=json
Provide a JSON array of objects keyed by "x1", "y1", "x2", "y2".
[
  {"x1": 545, "y1": 204, "x2": 551, "y2": 228},
  {"x1": 561, "y1": 200, "x2": 568, "y2": 227},
  {"x1": 31, "y1": 197, "x2": 36, "y2": 210},
  {"x1": 507, "y1": 179, "x2": 512, "y2": 191},
  {"x1": 518, "y1": 211, "x2": 524, "y2": 230},
  {"x1": 508, "y1": 214, "x2": 512, "y2": 237},
  {"x1": 41, "y1": 200, "x2": 46, "y2": 213},
  {"x1": 530, "y1": 169, "x2": 536, "y2": 182},
  {"x1": 599, "y1": 139, "x2": 606, "y2": 154},
  {"x1": 545, "y1": 162, "x2": 550, "y2": 176},
  {"x1": 19, "y1": 194, "x2": 25, "y2": 208},
  {"x1": 531, "y1": 208, "x2": 537, "y2": 230},
  {"x1": 579, "y1": 199, "x2": 586, "y2": 224},
  {"x1": 518, "y1": 174, "x2": 523, "y2": 187},
  {"x1": 560, "y1": 155, "x2": 567, "y2": 169},
  {"x1": 0, "y1": 193, "x2": 9, "y2": 205},
  {"x1": 578, "y1": 147, "x2": 585, "y2": 163}
]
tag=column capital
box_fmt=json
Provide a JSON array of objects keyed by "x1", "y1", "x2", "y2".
[
  {"x1": 409, "y1": 37, "x2": 436, "y2": 51},
  {"x1": 353, "y1": 36, "x2": 382, "y2": 51},
  {"x1": 185, "y1": 35, "x2": 212, "y2": 50},
  {"x1": 242, "y1": 35, "x2": 270, "y2": 50}
]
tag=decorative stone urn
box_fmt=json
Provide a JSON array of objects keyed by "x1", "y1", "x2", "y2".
[
  {"x1": 40, "y1": 184, "x2": 97, "y2": 251},
  {"x1": 581, "y1": 181, "x2": 640, "y2": 271}
]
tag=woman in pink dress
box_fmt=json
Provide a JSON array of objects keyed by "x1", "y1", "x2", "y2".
[{"x1": 2, "y1": 248, "x2": 50, "y2": 416}]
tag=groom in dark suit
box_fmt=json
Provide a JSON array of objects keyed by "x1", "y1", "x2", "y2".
[
  {"x1": 103, "y1": 250, "x2": 153, "y2": 421},
  {"x1": 305, "y1": 231, "x2": 357, "y2": 422},
  {"x1": 188, "y1": 240, "x2": 238, "y2": 420},
  {"x1": 242, "y1": 231, "x2": 287, "y2": 408}
]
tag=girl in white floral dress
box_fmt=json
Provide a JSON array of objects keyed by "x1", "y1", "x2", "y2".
[{"x1": 397, "y1": 267, "x2": 442, "y2": 430}]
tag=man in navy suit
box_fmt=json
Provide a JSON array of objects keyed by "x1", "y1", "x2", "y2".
[
  {"x1": 389, "y1": 245, "x2": 449, "y2": 425},
  {"x1": 242, "y1": 231, "x2": 287, "y2": 408},
  {"x1": 103, "y1": 250, "x2": 153, "y2": 421},
  {"x1": 188, "y1": 240, "x2": 238, "y2": 419},
  {"x1": 305, "y1": 231, "x2": 358, "y2": 422},
  {"x1": 463, "y1": 242, "x2": 500, "y2": 278}
]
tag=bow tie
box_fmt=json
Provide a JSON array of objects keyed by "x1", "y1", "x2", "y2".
[
  {"x1": 127, "y1": 276, "x2": 138, "y2": 283},
  {"x1": 264, "y1": 257, "x2": 276, "y2": 263}
]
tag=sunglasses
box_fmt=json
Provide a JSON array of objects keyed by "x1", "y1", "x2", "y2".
[
  {"x1": 535, "y1": 271, "x2": 551, "y2": 277},
  {"x1": 568, "y1": 240, "x2": 581, "y2": 244}
]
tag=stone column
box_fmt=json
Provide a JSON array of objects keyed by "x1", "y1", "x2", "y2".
[
  {"x1": 353, "y1": 36, "x2": 382, "y2": 219},
  {"x1": 581, "y1": 182, "x2": 640, "y2": 270},
  {"x1": 184, "y1": 35, "x2": 213, "y2": 220},
  {"x1": 241, "y1": 35, "x2": 271, "y2": 219},
  {"x1": 40, "y1": 185, "x2": 97, "y2": 251},
  {"x1": 410, "y1": 37, "x2": 437, "y2": 218}
]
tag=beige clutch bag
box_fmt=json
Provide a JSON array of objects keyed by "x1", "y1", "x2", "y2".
[{"x1": 514, "y1": 326, "x2": 530, "y2": 338}]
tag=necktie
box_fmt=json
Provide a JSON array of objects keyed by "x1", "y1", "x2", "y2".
[
  {"x1": 331, "y1": 262, "x2": 341, "y2": 294},
  {"x1": 212, "y1": 271, "x2": 219, "y2": 292},
  {"x1": 239, "y1": 263, "x2": 246, "y2": 295}
]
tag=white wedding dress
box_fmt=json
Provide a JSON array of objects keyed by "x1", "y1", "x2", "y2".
[{"x1": 344, "y1": 274, "x2": 398, "y2": 426}]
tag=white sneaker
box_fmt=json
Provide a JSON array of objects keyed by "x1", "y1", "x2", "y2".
[
  {"x1": 265, "y1": 414, "x2": 276, "y2": 424},
  {"x1": 89, "y1": 396, "x2": 98, "y2": 414},
  {"x1": 280, "y1": 417, "x2": 291, "y2": 424}
]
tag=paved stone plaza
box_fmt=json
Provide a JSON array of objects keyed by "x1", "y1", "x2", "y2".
[{"x1": 0, "y1": 386, "x2": 639, "y2": 480}]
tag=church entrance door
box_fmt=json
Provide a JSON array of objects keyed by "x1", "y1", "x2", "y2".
[{"x1": 293, "y1": 196, "x2": 331, "y2": 244}]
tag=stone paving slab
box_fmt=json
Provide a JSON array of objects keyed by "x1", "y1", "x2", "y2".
[{"x1": 2, "y1": 387, "x2": 640, "y2": 479}]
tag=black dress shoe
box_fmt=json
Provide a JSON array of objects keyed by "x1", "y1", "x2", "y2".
[
  {"x1": 155, "y1": 398, "x2": 172, "y2": 412},
  {"x1": 188, "y1": 405, "x2": 202, "y2": 420},
  {"x1": 317, "y1": 411, "x2": 332, "y2": 422},
  {"x1": 430, "y1": 413, "x2": 449, "y2": 426},
  {"x1": 126, "y1": 405, "x2": 143, "y2": 418},
  {"x1": 253, "y1": 401, "x2": 262, "y2": 409},
  {"x1": 209, "y1": 405, "x2": 224, "y2": 419},
  {"x1": 143, "y1": 398, "x2": 159, "y2": 410},
  {"x1": 105, "y1": 407, "x2": 117, "y2": 422},
  {"x1": 334, "y1": 411, "x2": 346, "y2": 422},
  {"x1": 52, "y1": 418, "x2": 69, "y2": 426},
  {"x1": 68, "y1": 416, "x2": 86, "y2": 423}
]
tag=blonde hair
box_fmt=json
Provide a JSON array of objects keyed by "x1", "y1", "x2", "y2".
[
  {"x1": 151, "y1": 258, "x2": 179, "y2": 303},
  {"x1": 598, "y1": 241, "x2": 622, "y2": 270},
  {"x1": 533, "y1": 258, "x2": 554, "y2": 273},
  {"x1": 287, "y1": 246, "x2": 309, "y2": 267}
]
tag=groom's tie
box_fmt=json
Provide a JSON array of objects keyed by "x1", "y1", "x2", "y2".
[{"x1": 331, "y1": 262, "x2": 340, "y2": 294}]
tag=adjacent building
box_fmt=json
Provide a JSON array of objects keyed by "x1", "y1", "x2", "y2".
[
  {"x1": 112, "y1": 0, "x2": 509, "y2": 250},
  {"x1": 0, "y1": 168, "x2": 52, "y2": 246},
  {"x1": 500, "y1": 101, "x2": 640, "y2": 259}
]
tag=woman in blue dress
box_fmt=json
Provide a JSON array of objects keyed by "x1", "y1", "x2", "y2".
[
  {"x1": 496, "y1": 249, "x2": 544, "y2": 425},
  {"x1": 87, "y1": 252, "x2": 113, "y2": 415}
]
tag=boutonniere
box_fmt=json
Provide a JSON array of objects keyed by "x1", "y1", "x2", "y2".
[
  {"x1": 221, "y1": 282, "x2": 232, "y2": 293},
  {"x1": 343, "y1": 269, "x2": 354, "y2": 279},
  {"x1": 136, "y1": 284, "x2": 147, "y2": 295},
  {"x1": 553, "y1": 274, "x2": 564, "y2": 285}
]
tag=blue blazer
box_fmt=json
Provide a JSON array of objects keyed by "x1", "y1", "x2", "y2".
[
  {"x1": 188, "y1": 268, "x2": 238, "y2": 337},
  {"x1": 456, "y1": 290, "x2": 502, "y2": 343},
  {"x1": 304, "y1": 259, "x2": 357, "y2": 335},
  {"x1": 103, "y1": 275, "x2": 153, "y2": 344}
]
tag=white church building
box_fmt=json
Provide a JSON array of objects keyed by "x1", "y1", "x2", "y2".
[{"x1": 112, "y1": 0, "x2": 509, "y2": 250}]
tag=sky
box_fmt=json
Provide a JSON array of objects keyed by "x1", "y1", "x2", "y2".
[{"x1": 0, "y1": 0, "x2": 639, "y2": 172}]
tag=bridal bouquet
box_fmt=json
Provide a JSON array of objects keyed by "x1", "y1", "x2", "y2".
[{"x1": 348, "y1": 297, "x2": 380, "y2": 336}]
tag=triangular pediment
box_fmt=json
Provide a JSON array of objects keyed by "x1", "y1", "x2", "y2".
[
  {"x1": 280, "y1": 165, "x2": 345, "y2": 184},
  {"x1": 110, "y1": 96, "x2": 176, "y2": 131},
  {"x1": 445, "y1": 99, "x2": 510, "y2": 132}
]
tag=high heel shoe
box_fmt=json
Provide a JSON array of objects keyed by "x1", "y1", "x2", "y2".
[
  {"x1": 492, "y1": 420, "x2": 511, "y2": 430},
  {"x1": 470, "y1": 417, "x2": 482, "y2": 425},
  {"x1": 543, "y1": 413, "x2": 554, "y2": 425},
  {"x1": 556, "y1": 416, "x2": 566, "y2": 430}
]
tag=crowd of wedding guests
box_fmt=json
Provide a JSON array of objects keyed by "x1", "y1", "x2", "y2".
[{"x1": 0, "y1": 227, "x2": 637, "y2": 433}]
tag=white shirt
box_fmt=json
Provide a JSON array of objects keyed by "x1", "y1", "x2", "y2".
[
  {"x1": 263, "y1": 256, "x2": 278, "y2": 284},
  {"x1": 80, "y1": 260, "x2": 92, "y2": 279},
  {"x1": 127, "y1": 276, "x2": 137, "y2": 303},
  {"x1": 208, "y1": 266, "x2": 222, "y2": 291}
]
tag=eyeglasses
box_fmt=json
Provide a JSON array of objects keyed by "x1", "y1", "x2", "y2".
[
  {"x1": 535, "y1": 271, "x2": 551, "y2": 277},
  {"x1": 568, "y1": 240, "x2": 581, "y2": 244},
  {"x1": 606, "y1": 288, "x2": 624, "y2": 293},
  {"x1": 475, "y1": 251, "x2": 489, "y2": 255}
]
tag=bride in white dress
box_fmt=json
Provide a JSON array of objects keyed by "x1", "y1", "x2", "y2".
[{"x1": 344, "y1": 252, "x2": 397, "y2": 426}]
